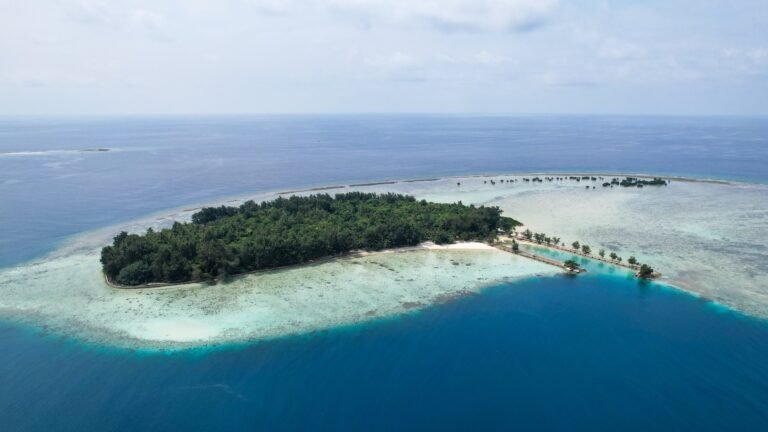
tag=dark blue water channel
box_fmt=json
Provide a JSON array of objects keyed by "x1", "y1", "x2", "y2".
[{"x1": 2, "y1": 273, "x2": 768, "y2": 431}]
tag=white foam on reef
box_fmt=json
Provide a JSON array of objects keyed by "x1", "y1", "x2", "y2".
[{"x1": 2, "y1": 173, "x2": 767, "y2": 349}]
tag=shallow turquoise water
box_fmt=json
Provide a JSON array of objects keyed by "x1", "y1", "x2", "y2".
[{"x1": 2, "y1": 272, "x2": 768, "y2": 431}]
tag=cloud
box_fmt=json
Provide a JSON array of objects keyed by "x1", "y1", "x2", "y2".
[
  {"x1": 70, "y1": 0, "x2": 115, "y2": 26},
  {"x1": 722, "y1": 48, "x2": 768, "y2": 77},
  {"x1": 250, "y1": 0, "x2": 558, "y2": 32},
  {"x1": 130, "y1": 9, "x2": 170, "y2": 40},
  {"x1": 1, "y1": 0, "x2": 766, "y2": 115},
  {"x1": 723, "y1": 48, "x2": 768, "y2": 64},
  {"x1": 364, "y1": 51, "x2": 415, "y2": 69},
  {"x1": 363, "y1": 51, "x2": 429, "y2": 81},
  {"x1": 596, "y1": 38, "x2": 645, "y2": 61},
  {"x1": 68, "y1": 1, "x2": 169, "y2": 40},
  {"x1": 131, "y1": 9, "x2": 166, "y2": 32},
  {"x1": 473, "y1": 50, "x2": 515, "y2": 65}
]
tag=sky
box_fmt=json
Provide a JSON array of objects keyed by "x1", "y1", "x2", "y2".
[{"x1": 0, "y1": 0, "x2": 766, "y2": 115}]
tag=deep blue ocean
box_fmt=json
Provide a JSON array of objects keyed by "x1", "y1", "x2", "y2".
[{"x1": 2, "y1": 115, "x2": 768, "y2": 430}]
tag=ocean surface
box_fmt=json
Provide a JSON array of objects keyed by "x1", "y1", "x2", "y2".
[
  {"x1": 2, "y1": 115, "x2": 768, "y2": 430},
  {"x1": 2, "y1": 115, "x2": 767, "y2": 268}
]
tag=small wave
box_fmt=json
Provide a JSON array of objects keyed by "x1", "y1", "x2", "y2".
[{"x1": 0, "y1": 148, "x2": 112, "y2": 157}]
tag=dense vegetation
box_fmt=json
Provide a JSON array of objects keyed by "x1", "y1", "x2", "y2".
[
  {"x1": 101, "y1": 192, "x2": 521, "y2": 286},
  {"x1": 602, "y1": 177, "x2": 668, "y2": 188}
]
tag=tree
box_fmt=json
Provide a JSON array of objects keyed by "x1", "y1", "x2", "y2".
[
  {"x1": 617, "y1": 257, "x2": 623, "y2": 263},
  {"x1": 552, "y1": 237, "x2": 560, "y2": 246},
  {"x1": 609, "y1": 252, "x2": 618, "y2": 260},
  {"x1": 598, "y1": 249, "x2": 605, "y2": 258},
  {"x1": 638, "y1": 264, "x2": 655, "y2": 279},
  {"x1": 628, "y1": 256, "x2": 638, "y2": 265},
  {"x1": 115, "y1": 261, "x2": 151, "y2": 286},
  {"x1": 572, "y1": 241, "x2": 580, "y2": 250},
  {"x1": 101, "y1": 192, "x2": 523, "y2": 286},
  {"x1": 581, "y1": 245, "x2": 591, "y2": 255},
  {"x1": 511, "y1": 240, "x2": 519, "y2": 252},
  {"x1": 563, "y1": 259, "x2": 580, "y2": 271},
  {"x1": 523, "y1": 229, "x2": 533, "y2": 240},
  {"x1": 499, "y1": 217, "x2": 518, "y2": 233}
]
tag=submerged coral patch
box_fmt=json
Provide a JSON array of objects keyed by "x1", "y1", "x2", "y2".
[{"x1": 0, "y1": 245, "x2": 554, "y2": 349}]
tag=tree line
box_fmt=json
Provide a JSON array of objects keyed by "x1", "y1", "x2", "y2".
[
  {"x1": 101, "y1": 192, "x2": 521, "y2": 286},
  {"x1": 515, "y1": 229, "x2": 656, "y2": 278}
]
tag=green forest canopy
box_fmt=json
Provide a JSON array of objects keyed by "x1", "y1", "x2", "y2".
[{"x1": 101, "y1": 192, "x2": 521, "y2": 286}]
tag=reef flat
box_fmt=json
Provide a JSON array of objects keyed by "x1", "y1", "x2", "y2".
[
  {"x1": 0, "y1": 242, "x2": 554, "y2": 349},
  {"x1": 1, "y1": 173, "x2": 766, "y2": 349}
]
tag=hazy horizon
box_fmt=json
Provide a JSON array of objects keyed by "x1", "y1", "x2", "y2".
[{"x1": 2, "y1": 0, "x2": 766, "y2": 116}]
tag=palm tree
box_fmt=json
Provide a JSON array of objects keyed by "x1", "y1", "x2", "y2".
[
  {"x1": 628, "y1": 256, "x2": 638, "y2": 265},
  {"x1": 598, "y1": 249, "x2": 605, "y2": 258},
  {"x1": 609, "y1": 252, "x2": 618, "y2": 260},
  {"x1": 581, "y1": 245, "x2": 591, "y2": 255},
  {"x1": 572, "y1": 241, "x2": 580, "y2": 250}
]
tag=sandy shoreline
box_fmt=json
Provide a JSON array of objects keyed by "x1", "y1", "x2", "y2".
[{"x1": 104, "y1": 241, "x2": 496, "y2": 290}]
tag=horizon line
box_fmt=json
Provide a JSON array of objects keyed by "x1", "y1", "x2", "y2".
[{"x1": 1, "y1": 112, "x2": 766, "y2": 119}]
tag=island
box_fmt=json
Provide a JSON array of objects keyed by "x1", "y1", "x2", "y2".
[{"x1": 101, "y1": 192, "x2": 522, "y2": 286}]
